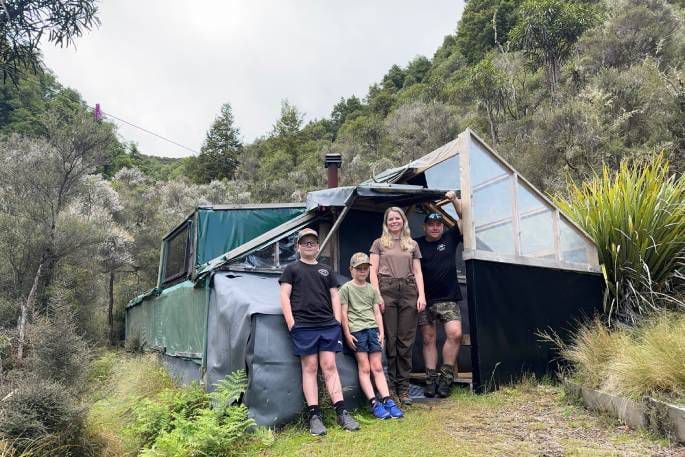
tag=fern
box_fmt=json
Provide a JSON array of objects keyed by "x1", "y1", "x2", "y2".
[
  {"x1": 132, "y1": 370, "x2": 260, "y2": 456},
  {"x1": 208, "y1": 370, "x2": 248, "y2": 417}
]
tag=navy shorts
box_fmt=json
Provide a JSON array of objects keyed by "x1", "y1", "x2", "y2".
[
  {"x1": 351, "y1": 327, "x2": 382, "y2": 353},
  {"x1": 290, "y1": 323, "x2": 343, "y2": 356}
]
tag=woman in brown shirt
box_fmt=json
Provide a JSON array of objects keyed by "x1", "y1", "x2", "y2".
[{"x1": 369, "y1": 206, "x2": 426, "y2": 405}]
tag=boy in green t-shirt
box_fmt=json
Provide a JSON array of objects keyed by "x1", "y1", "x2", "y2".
[{"x1": 340, "y1": 252, "x2": 404, "y2": 419}]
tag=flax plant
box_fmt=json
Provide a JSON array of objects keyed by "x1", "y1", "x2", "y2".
[{"x1": 555, "y1": 154, "x2": 685, "y2": 324}]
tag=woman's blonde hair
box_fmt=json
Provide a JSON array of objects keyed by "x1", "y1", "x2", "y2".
[{"x1": 380, "y1": 206, "x2": 414, "y2": 251}]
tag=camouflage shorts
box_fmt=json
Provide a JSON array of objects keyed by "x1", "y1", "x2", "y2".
[{"x1": 418, "y1": 301, "x2": 462, "y2": 326}]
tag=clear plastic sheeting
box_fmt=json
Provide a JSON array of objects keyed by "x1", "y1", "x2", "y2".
[
  {"x1": 469, "y1": 138, "x2": 509, "y2": 186},
  {"x1": 519, "y1": 211, "x2": 555, "y2": 258},
  {"x1": 560, "y1": 217, "x2": 593, "y2": 264},
  {"x1": 473, "y1": 177, "x2": 513, "y2": 225},
  {"x1": 476, "y1": 222, "x2": 515, "y2": 255},
  {"x1": 232, "y1": 233, "x2": 298, "y2": 270},
  {"x1": 474, "y1": 175, "x2": 515, "y2": 256},
  {"x1": 517, "y1": 182, "x2": 555, "y2": 258},
  {"x1": 423, "y1": 154, "x2": 460, "y2": 190}
]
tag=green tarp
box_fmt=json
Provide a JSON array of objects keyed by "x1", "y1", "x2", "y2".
[
  {"x1": 195, "y1": 207, "x2": 305, "y2": 266},
  {"x1": 126, "y1": 280, "x2": 208, "y2": 359}
]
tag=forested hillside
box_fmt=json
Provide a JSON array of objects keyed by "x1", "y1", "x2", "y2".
[
  {"x1": 0, "y1": 0, "x2": 682, "y2": 349},
  {"x1": 0, "y1": 0, "x2": 683, "y2": 452}
]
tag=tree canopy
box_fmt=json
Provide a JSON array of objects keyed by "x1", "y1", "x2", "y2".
[{"x1": 0, "y1": 0, "x2": 99, "y2": 83}]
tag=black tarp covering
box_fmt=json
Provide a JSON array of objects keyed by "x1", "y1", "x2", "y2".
[
  {"x1": 244, "y1": 314, "x2": 364, "y2": 426},
  {"x1": 465, "y1": 259, "x2": 603, "y2": 392},
  {"x1": 206, "y1": 273, "x2": 363, "y2": 427}
]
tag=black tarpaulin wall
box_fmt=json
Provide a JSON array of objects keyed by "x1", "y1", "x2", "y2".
[
  {"x1": 207, "y1": 273, "x2": 364, "y2": 427},
  {"x1": 466, "y1": 259, "x2": 603, "y2": 393}
]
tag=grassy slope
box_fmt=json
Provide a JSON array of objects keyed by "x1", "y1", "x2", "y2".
[
  {"x1": 86, "y1": 352, "x2": 683, "y2": 456},
  {"x1": 258, "y1": 383, "x2": 682, "y2": 457}
]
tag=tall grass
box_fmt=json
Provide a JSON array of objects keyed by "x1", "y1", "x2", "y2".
[
  {"x1": 87, "y1": 352, "x2": 176, "y2": 455},
  {"x1": 548, "y1": 313, "x2": 685, "y2": 403},
  {"x1": 555, "y1": 153, "x2": 685, "y2": 324},
  {"x1": 603, "y1": 313, "x2": 685, "y2": 402}
]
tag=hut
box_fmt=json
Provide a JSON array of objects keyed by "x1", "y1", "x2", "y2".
[{"x1": 125, "y1": 129, "x2": 603, "y2": 425}]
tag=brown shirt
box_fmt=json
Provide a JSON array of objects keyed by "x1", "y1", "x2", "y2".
[{"x1": 370, "y1": 238, "x2": 422, "y2": 278}]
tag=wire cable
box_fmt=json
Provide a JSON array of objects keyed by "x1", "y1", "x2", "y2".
[{"x1": 91, "y1": 106, "x2": 201, "y2": 155}]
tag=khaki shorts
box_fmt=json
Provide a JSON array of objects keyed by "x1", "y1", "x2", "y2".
[{"x1": 418, "y1": 300, "x2": 462, "y2": 326}]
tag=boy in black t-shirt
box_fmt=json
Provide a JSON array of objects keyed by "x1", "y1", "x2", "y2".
[
  {"x1": 414, "y1": 191, "x2": 464, "y2": 398},
  {"x1": 279, "y1": 228, "x2": 360, "y2": 436}
]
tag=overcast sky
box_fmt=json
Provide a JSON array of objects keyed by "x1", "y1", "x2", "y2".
[{"x1": 42, "y1": 1, "x2": 465, "y2": 158}]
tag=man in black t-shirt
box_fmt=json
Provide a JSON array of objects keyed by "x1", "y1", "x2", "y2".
[
  {"x1": 279, "y1": 228, "x2": 360, "y2": 435},
  {"x1": 414, "y1": 191, "x2": 463, "y2": 398}
]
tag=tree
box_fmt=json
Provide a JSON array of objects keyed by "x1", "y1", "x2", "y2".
[
  {"x1": 403, "y1": 56, "x2": 432, "y2": 87},
  {"x1": 576, "y1": 0, "x2": 682, "y2": 72},
  {"x1": 330, "y1": 96, "x2": 364, "y2": 140},
  {"x1": 460, "y1": 54, "x2": 509, "y2": 144},
  {"x1": 0, "y1": 103, "x2": 115, "y2": 358},
  {"x1": 385, "y1": 101, "x2": 460, "y2": 162},
  {"x1": 381, "y1": 65, "x2": 406, "y2": 92},
  {"x1": 510, "y1": 0, "x2": 599, "y2": 94},
  {"x1": 0, "y1": 0, "x2": 99, "y2": 83},
  {"x1": 188, "y1": 103, "x2": 242, "y2": 184},
  {"x1": 270, "y1": 99, "x2": 304, "y2": 168},
  {"x1": 454, "y1": 0, "x2": 523, "y2": 64}
]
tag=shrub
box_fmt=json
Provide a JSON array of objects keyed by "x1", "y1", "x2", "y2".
[
  {"x1": 555, "y1": 153, "x2": 685, "y2": 323},
  {"x1": 125, "y1": 383, "x2": 208, "y2": 448},
  {"x1": 127, "y1": 370, "x2": 260, "y2": 456},
  {"x1": 0, "y1": 377, "x2": 89, "y2": 456},
  {"x1": 547, "y1": 313, "x2": 685, "y2": 403},
  {"x1": 26, "y1": 308, "x2": 91, "y2": 392},
  {"x1": 542, "y1": 318, "x2": 631, "y2": 389},
  {"x1": 603, "y1": 313, "x2": 685, "y2": 402}
]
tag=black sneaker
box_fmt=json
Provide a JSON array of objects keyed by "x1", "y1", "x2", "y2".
[
  {"x1": 437, "y1": 365, "x2": 454, "y2": 398},
  {"x1": 309, "y1": 414, "x2": 327, "y2": 436},
  {"x1": 424, "y1": 369, "x2": 439, "y2": 398},
  {"x1": 336, "y1": 410, "x2": 360, "y2": 431}
]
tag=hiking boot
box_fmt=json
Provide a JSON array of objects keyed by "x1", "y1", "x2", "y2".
[
  {"x1": 371, "y1": 400, "x2": 391, "y2": 419},
  {"x1": 383, "y1": 398, "x2": 404, "y2": 418},
  {"x1": 398, "y1": 389, "x2": 413, "y2": 406},
  {"x1": 424, "y1": 368, "x2": 439, "y2": 398},
  {"x1": 336, "y1": 410, "x2": 360, "y2": 431},
  {"x1": 309, "y1": 414, "x2": 327, "y2": 436},
  {"x1": 437, "y1": 364, "x2": 454, "y2": 398}
]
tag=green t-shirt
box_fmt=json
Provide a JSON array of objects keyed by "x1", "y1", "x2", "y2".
[{"x1": 339, "y1": 281, "x2": 381, "y2": 333}]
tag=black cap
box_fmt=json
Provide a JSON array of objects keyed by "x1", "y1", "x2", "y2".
[{"x1": 424, "y1": 213, "x2": 443, "y2": 223}]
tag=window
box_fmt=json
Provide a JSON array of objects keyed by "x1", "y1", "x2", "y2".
[
  {"x1": 232, "y1": 233, "x2": 298, "y2": 271},
  {"x1": 163, "y1": 221, "x2": 191, "y2": 284},
  {"x1": 560, "y1": 217, "x2": 593, "y2": 264},
  {"x1": 424, "y1": 154, "x2": 460, "y2": 190},
  {"x1": 469, "y1": 139, "x2": 508, "y2": 186},
  {"x1": 517, "y1": 182, "x2": 555, "y2": 258}
]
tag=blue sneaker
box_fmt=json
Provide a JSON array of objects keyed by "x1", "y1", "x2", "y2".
[
  {"x1": 371, "y1": 400, "x2": 391, "y2": 419},
  {"x1": 383, "y1": 398, "x2": 404, "y2": 418}
]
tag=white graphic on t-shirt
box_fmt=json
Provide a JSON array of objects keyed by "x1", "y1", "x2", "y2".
[
  {"x1": 318, "y1": 269, "x2": 329, "y2": 277},
  {"x1": 437, "y1": 243, "x2": 446, "y2": 251}
]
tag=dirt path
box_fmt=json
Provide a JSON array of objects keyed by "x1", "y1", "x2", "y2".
[{"x1": 442, "y1": 383, "x2": 684, "y2": 456}]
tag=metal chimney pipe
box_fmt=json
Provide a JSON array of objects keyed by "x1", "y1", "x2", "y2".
[{"x1": 324, "y1": 152, "x2": 342, "y2": 188}]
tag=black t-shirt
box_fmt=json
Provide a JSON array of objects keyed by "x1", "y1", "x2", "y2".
[
  {"x1": 415, "y1": 226, "x2": 463, "y2": 304},
  {"x1": 278, "y1": 260, "x2": 338, "y2": 327}
]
